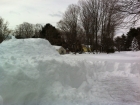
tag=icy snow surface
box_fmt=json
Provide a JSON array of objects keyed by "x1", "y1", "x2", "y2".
[{"x1": 0, "y1": 38, "x2": 140, "y2": 105}]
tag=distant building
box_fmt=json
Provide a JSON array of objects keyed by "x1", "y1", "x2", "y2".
[
  {"x1": 82, "y1": 44, "x2": 91, "y2": 52},
  {"x1": 53, "y1": 46, "x2": 66, "y2": 54}
]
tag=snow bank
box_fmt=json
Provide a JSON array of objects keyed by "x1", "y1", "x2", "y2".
[
  {"x1": 0, "y1": 38, "x2": 59, "y2": 57},
  {"x1": 0, "y1": 38, "x2": 140, "y2": 105},
  {"x1": 63, "y1": 51, "x2": 140, "y2": 62}
]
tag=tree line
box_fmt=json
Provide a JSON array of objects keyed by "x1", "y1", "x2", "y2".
[
  {"x1": 115, "y1": 28, "x2": 140, "y2": 51},
  {"x1": 0, "y1": 18, "x2": 64, "y2": 46},
  {"x1": 57, "y1": 0, "x2": 140, "y2": 53},
  {"x1": 0, "y1": 0, "x2": 140, "y2": 53},
  {"x1": 0, "y1": 17, "x2": 11, "y2": 43},
  {"x1": 57, "y1": 0, "x2": 126, "y2": 53}
]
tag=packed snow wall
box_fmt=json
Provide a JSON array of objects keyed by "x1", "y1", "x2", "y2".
[{"x1": 0, "y1": 38, "x2": 140, "y2": 105}]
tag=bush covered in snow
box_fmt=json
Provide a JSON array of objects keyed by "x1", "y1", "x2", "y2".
[{"x1": 131, "y1": 37, "x2": 139, "y2": 51}]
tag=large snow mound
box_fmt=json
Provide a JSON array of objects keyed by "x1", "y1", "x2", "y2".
[
  {"x1": 0, "y1": 38, "x2": 59, "y2": 57},
  {"x1": 0, "y1": 38, "x2": 140, "y2": 105}
]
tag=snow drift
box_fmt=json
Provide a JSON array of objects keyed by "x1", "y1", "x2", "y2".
[{"x1": 0, "y1": 38, "x2": 140, "y2": 105}]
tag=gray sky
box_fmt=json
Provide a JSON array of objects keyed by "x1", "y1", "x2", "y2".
[
  {"x1": 0, "y1": 0, "x2": 135, "y2": 36},
  {"x1": 0, "y1": 0, "x2": 79, "y2": 29}
]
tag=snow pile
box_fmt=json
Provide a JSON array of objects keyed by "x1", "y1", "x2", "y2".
[
  {"x1": 0, "y1": 38, "x2": 140, "y2": 105},
  {"x1": 0, "y1": 38, "x2": 59, "y2": 57}
]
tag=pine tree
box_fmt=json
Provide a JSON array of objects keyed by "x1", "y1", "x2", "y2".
[{"x1": 131, "y1": 37, "x2": 139, "y2": 51}]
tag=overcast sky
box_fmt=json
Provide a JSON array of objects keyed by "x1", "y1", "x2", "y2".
[
  {"x1": 0, "y1": 0, "x2": 135, "y2": 36},
  {"x1": 0, "y1": 0, "x2": 79, "y2": 29}
]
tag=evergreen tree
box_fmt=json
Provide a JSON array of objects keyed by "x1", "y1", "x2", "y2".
[
  {"x1": 40, "y1": 23, "x2": 62, "y2": 45},
  {"x1": 114, "y1": 34, "x2": 127, "y2": 51},
  {"x1": 121, "y1": 34, "x2": 127, "y2": 51},
  {"x1": 131, "y1": 37, "x2": 139, "y2": 51},
  {"x1": 126, "y1": 28, "x2": 138, "y2": 50},
  {"x1": 114, "y1": 36, "x2": 122, "y2": 52}
]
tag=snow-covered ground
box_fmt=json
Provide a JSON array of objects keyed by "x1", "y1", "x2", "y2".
[
  {"x1": 63, "y1": 51, "x2": 140, "y2": 63},
  {"x1": 0, "y1": 38, "x2": 140, "y2": 105}
]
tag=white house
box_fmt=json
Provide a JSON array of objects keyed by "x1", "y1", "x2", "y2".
[{"x1": 53, "y1": 46, "x2": 66, "y2": 54}]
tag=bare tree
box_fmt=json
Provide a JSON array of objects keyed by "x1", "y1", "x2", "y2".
[
  {"x1": 79, "y1": 0, "x2": 100, "y2": 52},
  {"x1": 57, "y1": 4, "x2": 80, "y2": 52},
  {"x1": 79, "y1": 0, "x2": 124, "y2": 53},
  {"x1": 79, "y1": 0, "x2": 91, "y2": 46},
  {"x1": 99, "y1": 0, "x2": 124, "y2": 52},
  {"x1": 87, "y1": 0, "x2": 103, "y2": 53},
  {"x1": 58, "y1": 0, "x2": 124, "y2": 53},
  {"x1": 119, "y1": 0, "x2": 140, "y2": 24},
  {"x1": 0, "y1": 17, "x2": 11, "y2": 43},
  {"x1": 33, "y1": 24, "x2": 42, "y2": 38},
  {"x1": 14, "y1": 22, "x2": 34, "y2": 38}
]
